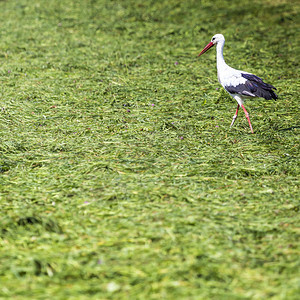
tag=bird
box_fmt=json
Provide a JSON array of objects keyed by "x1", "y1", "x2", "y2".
[{"x1": 198, "y1": 34, "x2": 278, "y2": 133}]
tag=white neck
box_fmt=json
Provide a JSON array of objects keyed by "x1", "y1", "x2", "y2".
[{"x1": 216, "y1": 40, "x2": 227, "y2": 71}]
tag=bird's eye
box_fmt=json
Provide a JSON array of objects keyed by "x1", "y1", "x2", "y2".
[{"x1": 212, "y1": 37, "x2": 215, "y2": 41}]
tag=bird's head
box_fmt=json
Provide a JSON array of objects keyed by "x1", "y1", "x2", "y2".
[{"x1": 198, "y1": 34, "x2": 225, "y2": 56}]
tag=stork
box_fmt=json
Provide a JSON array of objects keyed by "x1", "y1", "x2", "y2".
[{"x1": 198, "y1": 34, "x2": 278, "y2": 133}]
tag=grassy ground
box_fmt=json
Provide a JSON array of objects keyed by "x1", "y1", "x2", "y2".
[{"x1": 0, "y1": 0, "x2": 299, "y2": 299}]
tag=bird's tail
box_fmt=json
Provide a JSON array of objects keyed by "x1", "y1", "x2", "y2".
[{"x1": 242, "y1": 73, "x2": 278, "y2": 100}]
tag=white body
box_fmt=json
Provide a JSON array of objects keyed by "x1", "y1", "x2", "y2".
[{"x1": 215, "y1": 36, "x2": 250, "y2": 106}]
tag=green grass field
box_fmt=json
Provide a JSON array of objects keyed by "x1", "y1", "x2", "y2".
[{"x1": 0, "y1": 0, "x2": 299, "y2": 299}]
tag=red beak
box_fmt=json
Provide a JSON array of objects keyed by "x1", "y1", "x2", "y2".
[{"x1": 198, "y1": 41, "x2": 214, "y2": 57}]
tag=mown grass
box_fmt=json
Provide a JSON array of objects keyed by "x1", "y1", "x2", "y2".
[{"x1": 0, "y1": 0, "x2": 299, "y2": 299}]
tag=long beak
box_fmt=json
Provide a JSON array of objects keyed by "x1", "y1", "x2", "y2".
[{"x1": 198, "y1": 42, "x2": 214, "y2": 57}]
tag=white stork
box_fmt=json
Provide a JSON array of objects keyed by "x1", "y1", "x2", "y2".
[{"x1": 198, "y1": 34, "x2": 278, "y2": 133}]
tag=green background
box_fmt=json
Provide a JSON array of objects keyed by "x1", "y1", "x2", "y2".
[{"x1": 0, "y1": 0, "x2": 299, "y2": 299}]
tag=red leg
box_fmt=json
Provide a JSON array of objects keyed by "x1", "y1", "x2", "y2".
[
  {"x1": 241, "y1": 105, "x2": 254, "y2": 133},
  {"x1": 230, "y1": 104, "x2": 240, "y2": 127}
]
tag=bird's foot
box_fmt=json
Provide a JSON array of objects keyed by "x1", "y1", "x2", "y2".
[
  {"x1": 241, "y1": 105, "x2": 254, "y2": 134},
  {"x1": 230, "y1": 115, "x2": 237, "y2": 127}
]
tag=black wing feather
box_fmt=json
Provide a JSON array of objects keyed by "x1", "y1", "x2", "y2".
[
  {"x1": 241, "y1": 73, "x2": 278, "y2": 100},
  {"x1": 225, "y1": 73, "x2": 278, "y2": 100}
]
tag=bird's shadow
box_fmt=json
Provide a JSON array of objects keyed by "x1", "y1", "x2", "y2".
[{"x1": 278, "y1": 126, "x2": 299, "y2": 131}]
